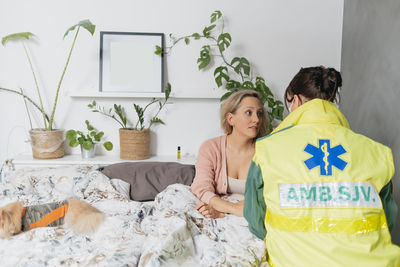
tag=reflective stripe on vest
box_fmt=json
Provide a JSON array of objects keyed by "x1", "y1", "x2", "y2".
[{"x1": 266, "y1": 209, "x2": 388, "y2": 234}]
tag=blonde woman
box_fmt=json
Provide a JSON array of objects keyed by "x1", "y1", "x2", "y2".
[{"x1": 190, "y1": 90, "x2": 268, "y2": 218}]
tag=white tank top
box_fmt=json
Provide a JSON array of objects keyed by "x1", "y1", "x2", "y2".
[{"x1": 227, "y1": 176, "x2": 246, "y2": 195}]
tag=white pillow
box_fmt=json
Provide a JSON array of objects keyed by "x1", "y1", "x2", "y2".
[{"x1": 110, "y1": 178, "x2": 131, "y2": 200}]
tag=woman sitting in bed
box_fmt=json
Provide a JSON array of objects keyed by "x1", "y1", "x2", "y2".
[{"x1": 191, "y1": 90, "x2": 268, "y2": 218}]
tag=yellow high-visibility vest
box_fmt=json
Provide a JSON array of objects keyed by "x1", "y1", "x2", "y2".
[{"x1": 255, "y1": 99, "x2": 400, "y2": 267}]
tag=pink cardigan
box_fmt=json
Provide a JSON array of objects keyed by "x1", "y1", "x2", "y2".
[{"x1": 190, "y1": 135, "x2": 228, "y2": 204}]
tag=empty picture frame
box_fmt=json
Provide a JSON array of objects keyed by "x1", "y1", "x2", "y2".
[{"x1": 99, "y1": 31, "x2": 164, "y2": 93}]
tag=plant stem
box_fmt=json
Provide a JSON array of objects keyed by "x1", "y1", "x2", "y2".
[
  {"x1": 22, "y1": 42, "x2": 47, "y2": 129},
  {"x1": 99, "y1": 110, "x2": 126, "y2": 128},
  {"x1": 20, "y1": 88, "x2": 33, "y2": 129},
  {"x1": 148, "y1": 98, "x2": 168, "y2": 129},
  {"x1": 134, "y1": 99, "x2": 158, "y2": 129},
  {"x1": 0, "y1": 87, "x2": 50, "y2": 123},
  {"x1": 49, "y1": 26, "x2": 80, "y2": 130}
]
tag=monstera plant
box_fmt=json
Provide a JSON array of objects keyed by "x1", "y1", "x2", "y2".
[{"x1": 155, "y1": 10, "x2": 284, "y2": 132}]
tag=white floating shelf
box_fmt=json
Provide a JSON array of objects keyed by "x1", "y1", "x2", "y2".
[
  {"x1": 11, "y1": 154, "x2": 197, "y2": 169},
  {"x1": 68, "y1": 90, "x2": 224, "y2": 99}
]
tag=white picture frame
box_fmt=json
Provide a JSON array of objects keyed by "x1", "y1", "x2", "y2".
[{"x1": 99, "y1": 31, "x2": 164, "y2": 93}]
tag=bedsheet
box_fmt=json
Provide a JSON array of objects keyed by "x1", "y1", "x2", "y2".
[{"x1": 0, "y1": 165, "x2": 267, "y2": 267}]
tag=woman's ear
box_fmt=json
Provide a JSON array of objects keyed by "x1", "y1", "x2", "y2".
[{"x1": 226, "y1": 112, "x2": 235, "y2": 126}]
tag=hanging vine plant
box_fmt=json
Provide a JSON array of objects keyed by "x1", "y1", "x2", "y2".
[{"x1": 155, "y1": 10, "x2": 284, "y2": 132}]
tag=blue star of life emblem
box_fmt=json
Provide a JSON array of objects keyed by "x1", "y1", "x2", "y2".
[{"x1": 304, "y1": 139, "x2": 347, "y2": 176}]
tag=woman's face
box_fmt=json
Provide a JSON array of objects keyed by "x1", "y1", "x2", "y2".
[{"x1": 228, "y1": 96, "x2": 263, "y2": 139}]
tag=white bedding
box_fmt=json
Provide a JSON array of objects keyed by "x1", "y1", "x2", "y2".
[{"x1": 0, "y1": 165, "x2": 267, "y2": 266}]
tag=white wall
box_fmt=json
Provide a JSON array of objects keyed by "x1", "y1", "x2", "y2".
[{"x1": 0, "y1": 0, "x2": 344, "y2": 161}]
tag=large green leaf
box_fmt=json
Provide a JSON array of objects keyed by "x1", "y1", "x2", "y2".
[
  {"x1": 197, "y1": 45, "x2": 211, "y2": 70},
  {"x1": 231, "y1": 57, "x2": 251, "y2": 76},
  {"x1": 214, "y1": 66, "x2": 229, "y2": 87},
  {"x1": 210, "y1": 10, "x2": 222, "y2": 23},
  {"x1": 217, "y1": 33, "x2": 231, "y2": 52},
  {"x1": 2, "y1": 32, "x2": 35, "y2": 46},
  {"x1": 241, "y1": 81, "x2": 255, "y2": 90},
  {"x1": 63, "y1": 19, "x2": 95, "y2": 39}
]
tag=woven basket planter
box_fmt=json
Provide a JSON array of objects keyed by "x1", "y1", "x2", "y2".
[
  {"x1": 119, "y1": 128, "x2": 150, "y2": 160},
  {"x1": 29, "y1": 129, "x2": 65, "y2": 159}
]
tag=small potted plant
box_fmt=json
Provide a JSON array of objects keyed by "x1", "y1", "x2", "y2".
[
  {"x1": 66, "y1": 120, "x2": 113, "y2": 159},
  {"x1": 88, "y1": 83, "x2": 171, "y2": 160},
  {"x1": 0, "y1": 20, "x2": 96, "y2": 159}
]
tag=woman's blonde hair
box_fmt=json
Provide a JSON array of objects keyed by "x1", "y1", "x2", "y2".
[{"x1": 220, "y1": 90, "x2": 268, "y2": 139}]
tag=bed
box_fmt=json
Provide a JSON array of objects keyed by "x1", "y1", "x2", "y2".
[{"x1": 0, "y1": 164, "x2": 267, "y2": 266}]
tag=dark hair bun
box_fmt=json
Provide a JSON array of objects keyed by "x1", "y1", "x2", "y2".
[{"x1": 321, "y1": 67, "x2": 342, "y2": 97}]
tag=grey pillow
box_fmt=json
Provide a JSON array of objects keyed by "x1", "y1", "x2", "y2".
[{"x1": 99, "y1": 162, "x2": 195, "y2": 201}]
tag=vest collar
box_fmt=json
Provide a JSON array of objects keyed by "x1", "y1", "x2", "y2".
[{"x1": 273, "y1": 99, "x2": 350, "y2": 133}]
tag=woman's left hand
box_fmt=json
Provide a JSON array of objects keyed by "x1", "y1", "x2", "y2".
[{"x1": 196, "y1": 202, "x2": 225, "y2": 218}]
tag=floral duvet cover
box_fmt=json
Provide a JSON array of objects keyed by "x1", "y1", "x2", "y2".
[{"x1": 0, "y1": 165, "x2": 266, "y2": 267}]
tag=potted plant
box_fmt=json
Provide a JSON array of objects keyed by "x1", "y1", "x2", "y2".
[
  {"x1": 66, "y1": 120, "x2": 113, "y2": 159},
  {"x1": 0, "y1": 20, "x2": 96, "y2": 159},
  {"x1": 155, "y1": 10, "x2": 284, "y2": 132},
  {"x1": 88, "y1": 83, "x2": 171, "y2": 160}
]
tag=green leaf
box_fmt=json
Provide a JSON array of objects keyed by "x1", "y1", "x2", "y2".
[
  {"x1": 77, "y1": 136, "x2": 85, "y2": 144},
  {"x1": 197, "y1": 45, "x2": 211, "y2": 70},
  {"x1": 231, "y1": 57, "x2": 251, "y2": 76},
  {"x1": 220, "y1": 91, "x2": 235, "y2": 102},
  {"x1": 267, "y1": 97, "x2": 275, "y2": 108},
  {"x1": 114, "y1": 104, "x2": 127, "y2": 127},
  {"x1": 217, "y1": 33, "x2": 231, "y2": 52},
  {"x1": 191, "y1": 33, "x2": 201, "y2": 40},
  {"x1": 2, "y1": 32, "x2": 35, "y2": 46},
  {"x1": 63, "y1": 19, "x2": 95, "y2": 39},
  {"x1": 150, "y1": 117, "x2": 165, "y2": 125},
  {"x1": 214, "y1": 66, "x2": 229, "y2": 87},
  {"x1": 69, "y1": 139, "x2": 80, "y2": 147},
  {"x1": 184, "y1": 37, "x2": 190, "y2": 45},
  {"x1": 82, "y1": 141, "x2": 93, "y2": 150},
  {"x1": 202, "y1": 25, "x2": 216, "y2": 38},
  {"x1": 66, "y1": 129, "x2": 77, "y2": 141},
  {"x1": 242, "y1": 81, "x2": 255, "y2": 89},
  {"x1": 225, "y1": 80, "x2": 241, "y2": 90},
  {"x1": 87, "y1": 100, "x2": 96, "y2": 108},
  {"x1": 154, "y1": 45, "x2": 162, "y2": 55},
  {"x1": 103, "y1": 141, "x2": 113, "y2": 151},
  {"x1": 164, "y1": 83, "x2": 171, "y2": 99},
  {"x1": 85, "y1": 120, "x2": 94, "y2": 131},
  {"x1": 210, "y1": 10, "x2": 222, "y2": 23}
]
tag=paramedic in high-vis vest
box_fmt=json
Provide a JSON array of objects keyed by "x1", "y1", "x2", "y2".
[{"x1": 244, "y1": 66, "x2": 400, "y2": 266}]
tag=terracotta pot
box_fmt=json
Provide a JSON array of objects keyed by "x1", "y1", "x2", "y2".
[
  {"x1": 29, "y1": 129, "x2": 65, "y2": 159},
  {"x1": 119, "y1": 128, "x2": 150, "y2": 160}
]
